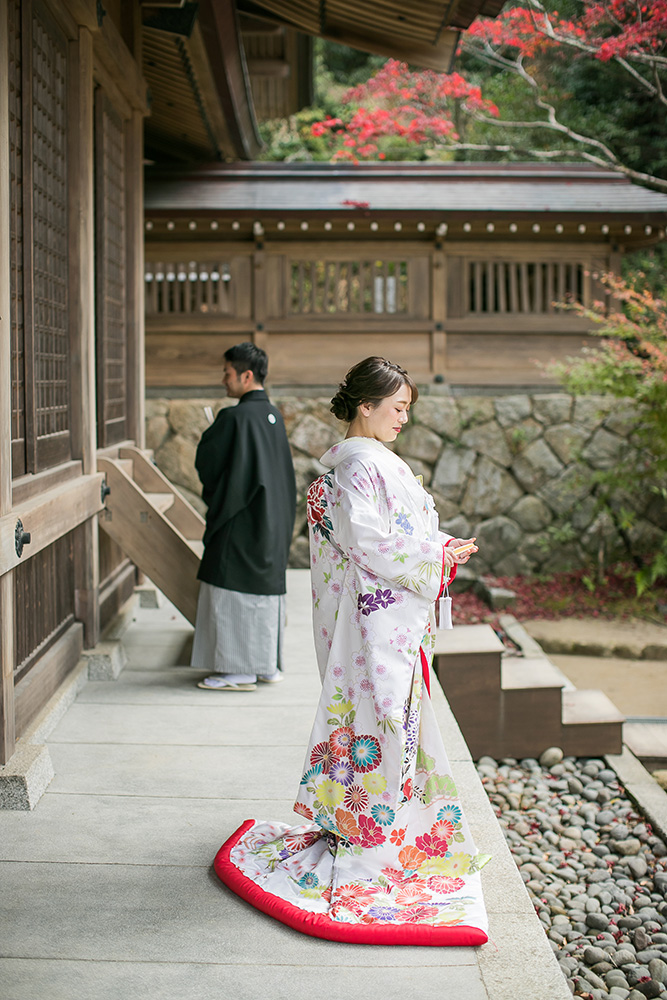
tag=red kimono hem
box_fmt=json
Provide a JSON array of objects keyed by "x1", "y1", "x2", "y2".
[{"x1": 213, "y1": 819, "x2": 489, "y2": 947}]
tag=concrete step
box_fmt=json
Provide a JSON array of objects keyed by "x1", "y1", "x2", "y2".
[
  {"x1": 146, "y1": 491, "x2": 175, "y2": 513},
  {"x1": 561, "y1": 688, "x2": 625, "y2": 756},
  {"x1": 623, "y1": 719, "x2": 667, "y2": 760}
]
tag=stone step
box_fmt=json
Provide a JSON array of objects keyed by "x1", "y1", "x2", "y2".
[
  {"x1": 560, "y1": 688, "x2": 625, "y2": 757},
  {"x1": 623, "y1": 719, "x2": 667, "y2": 760},
  {"x1": 501, "y1": 655, "x2": 567, "y2": 691},
  {"x1": 494, "y1": 656, "x2": 567, "y2": 759},
  {"x1": 435, "y1": 625, "x2": 504, "y2": 759},
  {"x1": 116, "y1": 458, "x2": 134, "y2": 476},
  {"x1": 434, "y1": 622, "x2": 505, "y2": 657}
]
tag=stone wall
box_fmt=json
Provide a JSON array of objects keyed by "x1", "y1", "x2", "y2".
[{"x1": 145, "y1": 393, "x2": 665, "y2": 579}]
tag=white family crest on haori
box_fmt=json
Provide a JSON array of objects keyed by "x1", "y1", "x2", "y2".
[{"x1": 214, "y1": 436, "x2": 490, "y2": 944}]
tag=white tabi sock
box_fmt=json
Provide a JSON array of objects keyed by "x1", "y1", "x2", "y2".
[{"x1": 214, "y1": 672, "x2": 257, "y2": 685}]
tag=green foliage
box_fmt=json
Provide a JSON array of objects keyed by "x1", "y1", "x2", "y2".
[
  {"x1": 509, "y1": 426, "x2": 528, "y2": 454},
  {"x1": 537, "y1": 521, "x2": 578, "y2": 553},
  {"x1": 258, "y1": 40, "x2": 384, "y2": 162},
  {"x1": 623, "y1": 243, "x2": 667, "y2": 301},
  {"x1": 548, "y1": 272, "x2": 667, "y2": 594},
  {"x1": 636, "y1": 535, "x2": 667, "y2": 597},
  {"x1": 316, "y1": 39, "x2": 385, "y2": 91},
  {"x1": 258, "y1": 108, "x2": 336, "y2": 162}
]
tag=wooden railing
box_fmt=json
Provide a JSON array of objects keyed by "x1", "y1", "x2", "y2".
[
  {"x1": 145, "y1": 261, "x2": 234, "y2": 315},
  {"x1": 289, "y1": 258, "x2": 409, "y2": 315},
  {"x1": 468, "y1": 260, "x2": 585, "y2": 315}
]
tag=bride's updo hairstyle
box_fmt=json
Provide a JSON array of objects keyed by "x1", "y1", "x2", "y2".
[{"x1": 330, "y1": 357, "x2": 418, "y2": 422}]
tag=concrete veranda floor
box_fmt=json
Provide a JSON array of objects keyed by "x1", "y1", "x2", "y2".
[{"x1": 0, "y1": 571, "x2": 570, "y2": 1000}]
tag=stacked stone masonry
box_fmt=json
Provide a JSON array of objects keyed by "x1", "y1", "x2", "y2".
[{"x1": 145, "y1": 392, "x2": 665, "y2": 577}]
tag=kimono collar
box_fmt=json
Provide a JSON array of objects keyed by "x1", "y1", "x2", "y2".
[
  {"x1": 320, "y1": 436, "x2": 396, "y2": 469},
  {"x1": 238, "y1": 389, "x2": 268, "y2": 404}
]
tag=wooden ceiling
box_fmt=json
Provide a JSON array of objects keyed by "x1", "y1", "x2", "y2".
[
  {"x1": 142, "y1": 0, "x2": 311, "y2": 163},
  {"x1": 237, "y1": 0, "x2": 505, "y2": 72},
  {"x1": 140, "y1": 0, "x2": 503, "y2": 164}
]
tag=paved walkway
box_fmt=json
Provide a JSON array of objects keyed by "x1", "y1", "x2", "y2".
[
  {"x1": 524, "y1": 616, "x2": 667, "y2": 661},
  {"x1": 0, "y1": 571, "x2": 569, "y2": 1000}
]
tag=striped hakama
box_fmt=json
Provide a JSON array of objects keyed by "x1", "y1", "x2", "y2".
[{"x1": 191, "y1": 582, "x2": 285, "y2": 677}]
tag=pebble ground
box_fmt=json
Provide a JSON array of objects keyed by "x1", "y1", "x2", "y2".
[{"x1": 477, "y1": 749, "x2": 667, "y2": 999}]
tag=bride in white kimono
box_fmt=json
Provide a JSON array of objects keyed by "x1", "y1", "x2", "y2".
[{"x1": 214, "y1": 357, "x2": 490, "y2": 945}]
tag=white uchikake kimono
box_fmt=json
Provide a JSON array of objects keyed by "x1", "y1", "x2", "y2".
[{"x1": 217, "y1": 436, "x2": 489, "y2": 943}]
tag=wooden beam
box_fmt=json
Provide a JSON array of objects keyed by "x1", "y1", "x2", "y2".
[
  {"x1": 197, "y1": 0, "x2": 262, "y2": 160},
  {"x1": 74, "y1": 518, "x2": 99, "y2": 648},
  {"x1": 0, "y1": 0, "x2": 16, "y2": 764},
  {"x1": 185, "y1": 20, "x2": 236, "y2": 157},
  {"x1": 0, "y1": 0, "x2": 11, "y2": 519},
  {"x1": 436, "y1": 316, "x2": 595, "y2": 333},
  {"x1": 67, "y1": 26, "x2": 100, "y2": 650},
  {"x1": 252, "y1": 247, "x2": 267, "y2": 350},
  {"x1": 246, "y1": 58, "x2": 290, "y2": 77},
  {"x1": 125, "y1": 109, "x2": 145, "y2": 447},
  {"x1": 65, "y1": 0, "x2": 148, "y2": 111},
  {"x1": 431, "y1": 246, "x2": 447, "y2": 378},
  {"x1": 307, "y1": 23, "x2": 458, "y2": 73},
  {"x1": 69, "y1": 26, "x2": 97, "y2": 475},
  {"x1": 0, "y1": 572, "x2": 15, "y2": 764},
  {"x1": 14, "y1": 622, "x2": 84, "y2": 737},
  {"x1": 0, "y1": 474, "x2": 105, "y2": 578},
  {"x1": 239, "y1": 13, "x2": 283, "y2": 33}
]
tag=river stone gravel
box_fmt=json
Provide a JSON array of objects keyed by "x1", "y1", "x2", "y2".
[{"x1": 476, "y1": 753, "x2": 667, "y2": 998}]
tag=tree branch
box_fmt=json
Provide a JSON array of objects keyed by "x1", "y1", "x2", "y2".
[
  {"x1": 525, "y1": 0, "x2": 667, "y2": 84},
  {"x1": 458, "y1": 39, "x2": 667, "y2": 192}
]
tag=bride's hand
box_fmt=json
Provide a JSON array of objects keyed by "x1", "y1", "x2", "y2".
[{"x1": 449, "y1": 537, "x2": 478, "y2": 563}]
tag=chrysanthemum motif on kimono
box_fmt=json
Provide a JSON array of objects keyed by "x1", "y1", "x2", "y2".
[{"x1": 214, "y1": 437, "x2": 489, "y2": 944}]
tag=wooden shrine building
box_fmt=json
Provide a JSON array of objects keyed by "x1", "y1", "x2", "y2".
[
  {"x1": 0, "y1": 0, "x2": 502, "y2": 791},
  {"x1": 143, "y1": 161, "x2": 667, "y2": 389}
]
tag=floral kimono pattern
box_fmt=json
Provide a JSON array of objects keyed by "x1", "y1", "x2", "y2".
[{"x1": 214, "y1": 437, "x2": 489, "y2": 945}]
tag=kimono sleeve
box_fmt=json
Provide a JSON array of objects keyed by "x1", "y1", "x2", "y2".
[
  {"x1": 195, "y1": 410, "x2": 236, "y2": 507},
  {"x1": 333, "y1": 460, "x2": 445, "y2": 601}
]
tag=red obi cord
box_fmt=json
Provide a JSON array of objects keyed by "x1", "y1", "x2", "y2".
[
  {"x1": 420, "y1": 646, "x2": 431, "y2": 698},
  {"x1": 422, "y1": 540, "x2": 459, "y2": 698}
]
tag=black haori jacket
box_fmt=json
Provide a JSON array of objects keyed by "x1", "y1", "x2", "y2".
[{"x1": 195, "y1": 390, "x2": 296, "y2": 595}]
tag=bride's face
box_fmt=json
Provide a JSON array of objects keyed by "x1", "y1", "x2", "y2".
[{"x1": 359, "y1": 386, "x2": 412, "y2": 442}]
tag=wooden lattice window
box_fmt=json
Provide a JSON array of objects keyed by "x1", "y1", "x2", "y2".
[
  {"x1": 9, "y1": 0, "x2": 72, "y2": 475},
  {"x1": 145, "y1": 262, "x2": 234, "y2": 315},
  {"x1": 468, "y1": 260, "x2": 585, "y2": 315},
  {"x1": 289, "y1": 259, "x2": 409, "y2": 315},
  {"x1": 9, "y1": 0, "x2": 25, "y2": 476},
  {"x1": 31, "y1": 5, "x2": 70, "y2": 458},
  {"x1": 95, "y1": 91, "x2": 128, "y2": 447}
]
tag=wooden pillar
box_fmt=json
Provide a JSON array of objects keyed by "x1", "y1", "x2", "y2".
[
  {"x1": 431, "y1": 245, "x2": 447, "y2": 379},
  {"x1": 70, "y1": 27, "x2": 96, "y2": 475},
  {"x1": 0, "y1": 0, "x2": 17, "y2": 763},
  {"x1": 252, "y1": 246, "x2": 269, "y2": 355},
  {"x1": 69, "y1": 26, "x2": 99, "y2": 648},
  {"x1": 125, "y1": 108, "x2": 145, "y2": 448}
]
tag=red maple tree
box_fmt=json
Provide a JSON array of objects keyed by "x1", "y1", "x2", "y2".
[{"x1": 311, "y1": 1, "x2": 667, "y2": 190}]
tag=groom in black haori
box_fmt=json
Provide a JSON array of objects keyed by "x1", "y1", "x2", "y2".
[{"x1": 191, "y1": 342, "x2": 296, "y2": 691}]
